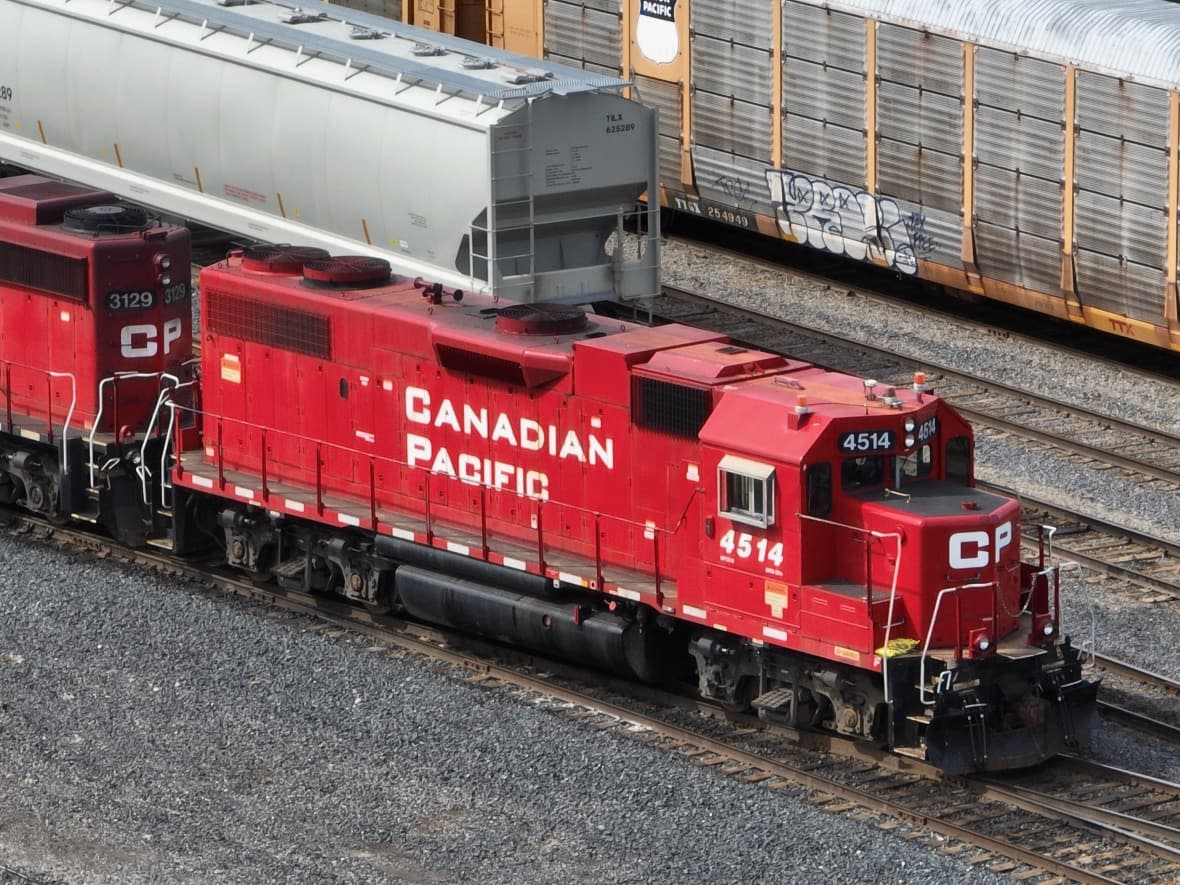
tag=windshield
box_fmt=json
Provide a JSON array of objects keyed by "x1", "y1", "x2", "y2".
[{"x1": 841, "y1": 444, "x2": 933, "y2": 493}]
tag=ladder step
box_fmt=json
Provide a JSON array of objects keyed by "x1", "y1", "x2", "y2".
[
  {"x1": 272, "y1": 557, "x2": 307, "y2": 579},
  {"x1": 893, "y1": 745, "x2": 927, "y2": 760},
  {"x1": 145, "y1": 537, "x2": 174, "y2": 552},
  {"x1": 752, "y1": 688, "x2": 796, "y2": 714},
  {"x1": 70, "y1": 511, "x2": 100, "y2": 524}
]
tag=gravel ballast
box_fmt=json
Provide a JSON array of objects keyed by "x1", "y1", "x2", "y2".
[
  {"x1": 1, "y1": 537, "x2": 1012, "y2": 885},
  {"x1": 1, "y1": 239, "x2": 1176, "y2": 882}
]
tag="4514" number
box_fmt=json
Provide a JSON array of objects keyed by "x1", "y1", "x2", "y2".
[{"x1": 719, "y1": 529, "x2": 784, "y2": 569}]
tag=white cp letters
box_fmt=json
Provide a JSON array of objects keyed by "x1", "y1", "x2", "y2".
[
  {"x1": 948, "y1": 521, "x2": 1013, "y2": 569},
  {"x1": 121, "y1": 318, "x2": 183, "y2": 359}
]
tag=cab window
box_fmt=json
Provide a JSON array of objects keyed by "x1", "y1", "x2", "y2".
[
  {"x1": 842, "y1": 455, "x2": 884, "y2": 491},
  {"x1": 718, "y1": 454, "x2": 776, "y2": 528},
  {"x1": 899, "y1": 444, "x2": 933, "y2": 481},
  {"x1": 946, "y1": 436, "x2": 971, "y2": 484},
  {"x1": 806, "y1": 462, "x2": 832, "y2": 518}
]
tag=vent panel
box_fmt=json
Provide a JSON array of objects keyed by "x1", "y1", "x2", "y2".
[
  {"x1": 207, "y1": 290, "x2": 331, "y2": 359},
  {"x1": 0, "y1": 242, "x2": 87, "y2": 301},
  {"x1": 632, "y1": 376, "x2": 712, "y2": 438},
  {"x1": 435, "y1": 344, "x2": 527, "y2": 387}
]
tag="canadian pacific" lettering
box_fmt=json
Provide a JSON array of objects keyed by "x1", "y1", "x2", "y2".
[
  {"x1": 403, "y1": 386, "x2": 614, "y2": 501},
  {"x1": 639, "y1": 1, "x2": 675, "y2": 22}
]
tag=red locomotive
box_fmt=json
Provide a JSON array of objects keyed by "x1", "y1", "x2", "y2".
[
  {"x1": 0, "y1": 181, "x2": 1098, "y2": 773},
  {"x1": 0, "y1": 175, "x2": 192, "y2": 544}
]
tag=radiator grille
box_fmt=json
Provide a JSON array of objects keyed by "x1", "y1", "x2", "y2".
[
  {"x1": 0, "y1": 242, "x2": 87, "y2": 301},
  {"x1": 206, "y1": 289, "x2": 331, "y2": 359},
  {"x1": 632, "y1": 376, "x2": 712, "y2": 438}
]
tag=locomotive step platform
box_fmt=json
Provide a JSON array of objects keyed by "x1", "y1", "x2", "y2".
[{"x1": 173, "y1": 453, "x2": 676, "y2": 607}]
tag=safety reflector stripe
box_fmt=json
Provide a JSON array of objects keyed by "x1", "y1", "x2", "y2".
[
  {"x1": 446, "y1": 541, "x2": 469, "y2": 555},
  {"x1": 502, "y1": 557, "x2": 526, "y2": 571},
  {"x1": 558, "y1": 571, "x2": 586, "y2": 587},
  {"x1": 762, "y1": 626, "x2": 788, "y2": 642},
  {"x1": 613, "y1": 588, "x2": 641, "y2": 602},
  {"x1": 338, "y1": 513, "x2": 360, "y2": 527},
  {"x1": 682, "y1": 605, "x2": 707, "y2": 620},
  {"x1": 285, "y1": 499, "x2": 305, "y2": 513},
  {"x1": 18, "y1": 429, "x2": 39, "y2": 441},
  {"x1": 234, "y1": 486, "x2": 254, "y2": 500},
  {"x1": 390, "y1": 527, "x2": 415, "y2": 541},
  {"x1": 190, "y1": 474, "x2": 214, "y2": 489}
]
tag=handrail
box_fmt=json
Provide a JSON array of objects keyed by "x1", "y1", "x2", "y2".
[
  {"x1": 46, "y1": 371, "x2": 77, "y2": 476},
  {"x1": 0, "y1": 361, "x2": 77, "y2": 474},
  {"x1": 166, "y1": 402, "x2": 683, "y2": 595},
  {"x1": 920, "y1": 582, "x2": 996, "y2": 705},
  {"x1": 89, "y1": 371, "x2": 179, "y2": 487},
  {"x1": 797, "y1": 511, "x2": 904, "y2": 700},
  {"x1": 141, "y1": 378, "x2": 194, "y2": 506}
]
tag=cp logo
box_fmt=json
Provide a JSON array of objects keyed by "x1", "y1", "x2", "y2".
[
  {"x1": 121, "y1": 319, "x2": 184, "y2": 359},
  {"x1": 948, "y1": 521, "x2": 1012, "y2": 569}
]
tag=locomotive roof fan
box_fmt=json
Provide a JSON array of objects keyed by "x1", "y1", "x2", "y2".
[{"x1": 62, "y1": 204, "x2": 151, "y2": 235}]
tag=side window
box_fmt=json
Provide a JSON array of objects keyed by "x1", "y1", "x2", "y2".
[
  {"x1": 718, "y1": 454, "x2": 776, "y2": 529},
  {"x1": 842, "y1": 455, "x2": 884, "y2": 491},
  {"x1": 806, "y1": 462, "x2": 832, "y2": 518},
  {"x1": 945, "y1": 436, "x2": 971, "y2": 485}
]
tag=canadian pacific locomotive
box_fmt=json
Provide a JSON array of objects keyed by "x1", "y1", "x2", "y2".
[{"x1": 0, "y1": 175, "x2": 1098, "y2": 774}]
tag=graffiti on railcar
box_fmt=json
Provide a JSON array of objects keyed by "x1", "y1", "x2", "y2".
[
  {"x1": 765, "y1": 170, "x2": 936, "y2": 275},
  {"x1": 714, "y1": 174, "x2": 749, "y2": 202}
]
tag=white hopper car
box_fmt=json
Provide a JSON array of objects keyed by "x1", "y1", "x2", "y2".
[{"x1": 0, "y1": 0, "x2": 660, "y2": 302}]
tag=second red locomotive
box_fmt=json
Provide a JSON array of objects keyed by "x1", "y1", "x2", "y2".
[
  {"x1": 0, "y1": 175, "x2": 191, "y2": 544},
  {"x1": 0, "y1": 178, "x2": 1098, "y2": 774}
]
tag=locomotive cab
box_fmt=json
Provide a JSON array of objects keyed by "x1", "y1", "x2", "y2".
[
  {"x1": 688, "y1": 372, "x2": 1096, "y2": 773},
  {"x1": 800, "y1": 405, "x2": 1097, "y2": 772},
  {"x1": 0, "y1": 176, "x2": 193, "y2": 542}
]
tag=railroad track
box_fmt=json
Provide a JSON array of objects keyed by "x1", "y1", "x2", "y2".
[
  {"x1": 1087, "y1": 654, "x2": 1180, "y2": 746},
  {"x1": 645, "y1": 288, "x2": 1180, "y2": 491},
  {"x1": 7, "y1": 511, "x2": 1180, "y2": 884},
  {"x1": 992, "y1": 489, "x2": 1180, "y2": 607}
]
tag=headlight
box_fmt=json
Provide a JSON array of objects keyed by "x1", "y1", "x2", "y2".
[
  {"x1": 904, "y1": 418, "x2": 916, "y2": 432},
  {"x1": 1042, "y1": 621, "x2": 1056, "y2": 637},
  {"x1": 905, "y1": 435, "x2": 915, "y2": 448}
]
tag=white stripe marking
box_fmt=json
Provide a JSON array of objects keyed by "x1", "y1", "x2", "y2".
[
  {"x1": 191, "y1": 474, "x2": 214, "y2": 489},
  {"x1": 446, "y1": 541, "x2": 470, "y2": 555},
  {"x1": 762, "y1": 626, "x2": 788, "y2": 642},
  {"x1": 284, "y1": 499, "x2": 305, "y2": 513},
  {"x1": 338, "y1": 514, "x2": 360, "y2": 527},
  {"x1": 502, "y1": 557, "x2": 527, "y2": 571},
  {"x1": 682, "y1": 605, "x2": 707, "y2": 620},
  {"x1": 391, "y1": 527, "x2": 415, "y2": 541},
  {"x1": 233, "y1": 485, "x2": 254, "y2": 500},
  {"x1": 614, "y1": 588, "x2": 641, "y2": 602}
]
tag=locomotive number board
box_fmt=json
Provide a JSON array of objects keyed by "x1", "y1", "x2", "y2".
[{"x1": 838, "y1": 430, "x2": 895, "y2": 453}]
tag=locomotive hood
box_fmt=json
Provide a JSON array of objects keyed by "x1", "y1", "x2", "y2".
[
  {"x1": 855, "y1": 481, "x2": 1025, "y2": 645},
  {"x1": 856, "y1": 482, "x2": 1022, "y2": 578}
]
